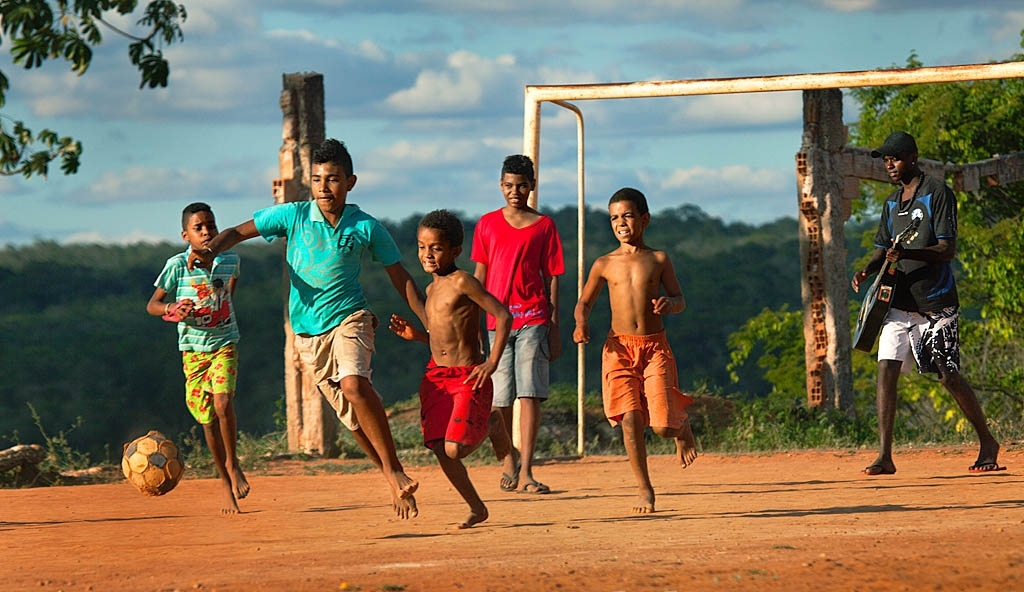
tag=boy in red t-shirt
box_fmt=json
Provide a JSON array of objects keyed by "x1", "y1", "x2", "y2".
[{"x1": 471, "y1": 154, "x2": 565, "y2": 494}]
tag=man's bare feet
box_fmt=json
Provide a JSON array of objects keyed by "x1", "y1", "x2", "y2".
[
  {"x1": 455, "y1": 507, "x2": 488, "y2": 529},
  {"x1": 231, "y1": 465, "x2": 250, "y2": 500},
  {"x1": 388, "y1": 470, "x2": 419, "y2": 500},
  {"x1": 676, "y1": 421, "x2": 697, "y2": 468},
  {"x1": 220, "y1": 481, "x2": 240, "y2": 515},
  {"x1": 632, "y1": 488, "x2": 655, "y2": 514},
  {"x1": 392, "y1": 493, "x2": 419, "y2": 520}
]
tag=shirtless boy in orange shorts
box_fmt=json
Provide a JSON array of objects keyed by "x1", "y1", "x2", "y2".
[
  {"x1": 573, "y1": 187, "x2": 697, "y2": 514},
  {"x1": 390, "y1": 209, "x2": 512, "y2": 528}
]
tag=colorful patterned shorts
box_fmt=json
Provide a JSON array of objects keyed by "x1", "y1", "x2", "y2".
[{"x1": 182, "y1": 344, "x2": 238, "y2": 424}]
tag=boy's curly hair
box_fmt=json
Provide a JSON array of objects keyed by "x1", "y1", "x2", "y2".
[
  {"x1": 501, "y1": 154, "x2": 535, "y2": 182},
  {"x1": 419, "y1": 209, "x2": 464, "y2": 247},
  {"x1": 313, "y1": 138, "x2": 354, "y2": 176}
]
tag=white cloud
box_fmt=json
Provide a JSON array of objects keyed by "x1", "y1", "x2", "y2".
[
  {"x1": 657, "y1": 164, "x2": 790, "y2": 193},
  {"x1": 817, "y1": 0, "x2": 878, "y2": 11},
  {"x1": 62, "y1": 164, "x2": 270, "y2": 205},
  {"x1": 990, "y1": 11, "x2": 1024, "y2": 43},
  {"x1": 385, "y1": 51, "x2": 517, "y2": 114},
  {"x1": 62, "y1": 229, "x2": 167, "y2": 246},
  {"x1": 676, "y1": 92, "x2": 803, "y2": 128}
]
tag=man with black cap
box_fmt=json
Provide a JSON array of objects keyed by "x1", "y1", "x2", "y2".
[{"x1": 851, "y1": 131, "x2": 1002, "y2": 476}]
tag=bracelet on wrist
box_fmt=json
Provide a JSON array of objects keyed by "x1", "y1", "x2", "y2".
[{"x1": 164, "y1": 302, "x2": 171, "y2": 315}]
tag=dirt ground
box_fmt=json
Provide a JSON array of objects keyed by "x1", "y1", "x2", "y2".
[{"x1": 3, "y1": 446, "x2": 1024, "y2": 592}]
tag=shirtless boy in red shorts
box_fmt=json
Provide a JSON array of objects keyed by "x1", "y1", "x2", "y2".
[
  {"x1": 390, "y1": 209, "x2": 512, "y2": 528},
  {"x1": 573, "y1": 187, "x2": 697, "y2": 514}
]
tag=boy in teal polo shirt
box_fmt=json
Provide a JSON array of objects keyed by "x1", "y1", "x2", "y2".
[{"x1": 190, "y1": 139, "x2": 425, "y2": 518}]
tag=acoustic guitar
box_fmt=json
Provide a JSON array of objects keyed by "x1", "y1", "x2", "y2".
[{"x1": 852, "y1": 210, "x2": 924, "y2": 352}]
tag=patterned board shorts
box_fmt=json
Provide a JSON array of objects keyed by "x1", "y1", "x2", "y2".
[
  {"x1": 878, "y1": 306, "x2": 961, "y2": 375},
  {"x1": 182, "y1": 343, "x2": 238, "y2": 424}
]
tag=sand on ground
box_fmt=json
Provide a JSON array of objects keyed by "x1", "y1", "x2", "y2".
[{"x1": 3, "y1": 446, "x2": 1023, "y2": 591}]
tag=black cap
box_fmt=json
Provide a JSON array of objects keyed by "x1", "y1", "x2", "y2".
[{"x1": 871, "y1": 131, "x2": 917, "y2": 159}]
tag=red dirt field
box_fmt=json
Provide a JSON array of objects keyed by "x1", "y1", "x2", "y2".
[{"x1": 3, "y1": 446, "x2": 1024, "y2": 592}]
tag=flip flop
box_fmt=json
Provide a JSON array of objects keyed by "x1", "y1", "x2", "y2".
[
  {"x1": 968, "y1": 462, "x2": 1007, "y2": 473},
  {"x1": 518, "y1": 480, "x2": 550, "y2": 494},
  {"x1": 499, "y1": 457, "x2": 521, "y2": 492},
  {"x1": 162, "y1": 300, "x2": 187, "y2": 322},
  {"x1": 499, "y1": 471, "x2": 519, "y2": 492}
]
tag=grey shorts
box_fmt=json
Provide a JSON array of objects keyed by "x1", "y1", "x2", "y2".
[{"x1": 488, "y1": 323, "x2": 551, "y2": 408}]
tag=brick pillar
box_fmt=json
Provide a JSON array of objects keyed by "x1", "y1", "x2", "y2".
[
  {"x1": 276, "y1": 73, "x2": 338, "y2": 455},
  {"x1": 796, "y1": 89, "x2": 854, "y2": 411}
]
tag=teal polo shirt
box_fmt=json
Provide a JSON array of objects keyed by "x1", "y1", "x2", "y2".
[{"x1": 253, "y1": 201, "x2": 403, "y2": 336}]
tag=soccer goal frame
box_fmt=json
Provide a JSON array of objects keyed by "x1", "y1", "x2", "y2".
[{"x1": 522, "y1": 61, "x2": 1024, "y2": 457}]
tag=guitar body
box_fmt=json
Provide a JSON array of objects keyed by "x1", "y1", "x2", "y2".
[
  {"x1": 853, "y1": 262, "x2": 898, "y2": 352},
  {"x1": 852, "y1": 209, "x2": 923, "y2": 353}
]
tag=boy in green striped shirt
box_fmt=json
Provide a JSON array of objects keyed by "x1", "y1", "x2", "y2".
[{"x1": 148, "y1": 202, "x2": 249, "y2": 514}]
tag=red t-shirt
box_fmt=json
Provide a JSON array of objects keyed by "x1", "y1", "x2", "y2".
[{"x1": 471, "y1": 209, "x2": 565, "y2": 331}]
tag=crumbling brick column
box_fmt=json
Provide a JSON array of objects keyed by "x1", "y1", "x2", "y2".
[
  {"x1": 796, "y1": 89, "x2": 854, "y2": 411},
  {"x1": 276, "y1": 72, "x2": 337, "y2": 455}
]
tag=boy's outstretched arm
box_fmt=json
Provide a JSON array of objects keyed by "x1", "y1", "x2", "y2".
[
  {"x1": 573, "y1": 258, "x2": 607, "y2": 344},
  {"x1": 463, "y1": 273, "x2": 512, "y2": 391},
  {"x1": 189, "y1": 220, "x2": 260, "y2": 270},
  {"x1": 388, "y1": 314, "x2": 429, "y2": 344},
  {"x1": 384, "y1": 262, "x2": 427, "y2": 328}
]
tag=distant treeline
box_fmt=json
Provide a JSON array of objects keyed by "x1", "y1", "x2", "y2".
[{"x1": 2, "y1": 205, "x2": 862, "y2": 458}]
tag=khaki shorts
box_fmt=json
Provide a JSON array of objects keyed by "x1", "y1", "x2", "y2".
[{"x1": 294, "y1": 310, "x2": 380, "y2": 431}]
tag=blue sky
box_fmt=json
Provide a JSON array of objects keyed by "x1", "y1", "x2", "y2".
[{"x1": 2, "y1": 1, "x2": 1022, "y2": 246}]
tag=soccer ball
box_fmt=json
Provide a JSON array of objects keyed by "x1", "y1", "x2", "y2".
[{"x1": 121, "y1": 430, "x2": 184, "y2": 496}]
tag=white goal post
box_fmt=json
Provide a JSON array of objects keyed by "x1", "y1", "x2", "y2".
[{"x1": 522, "y1": 61, "x2": 1024, "y2": 457}]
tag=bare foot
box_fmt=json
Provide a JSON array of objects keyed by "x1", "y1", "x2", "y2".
[
  {"x1": 388, "y1": 470, "x2": 419, "y2": 500},
  {"x1": 455, "y1": 507, "x2": 488, "y2": 529},
  {"x1": 219, "y1": 481, "x2": 240, "y2": 515},
  {"x1": 676, "y1": 421, "x2": 697, "y2": 468},
  {"x1": 392, "y1": 493, "x2": 418, "y2": 520},
  {"x1": 632, "y1": 488, "x2": 655, "y2": 515},
  {"x1": 231, "y1": 465, "x2": 250, "y2": 500}
]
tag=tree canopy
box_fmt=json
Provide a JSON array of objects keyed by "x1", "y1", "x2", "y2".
[{"x1": 0, "y1": 0, "x2": 186, "y2": 177}]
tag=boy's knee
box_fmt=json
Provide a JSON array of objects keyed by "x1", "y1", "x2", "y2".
[
  {"x1": 444, "y1": 441, "x2": 468, "y2": 459},
  {"x1": 651, "y1": 426, "x2": 678, "y2": 439},
  {"x1": 213, "y1": 393, "x2": 232, "y2": 413},
  {"x1": 340, "y1": 376, "x2": 375, "y2": 403}
]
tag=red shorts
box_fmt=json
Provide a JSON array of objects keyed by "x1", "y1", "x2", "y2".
[
  {"x1": 601, "y1": 331, "x2": 692, "y2": 429},
  {"x1": 419, "y1": 360, "x2": 494, "y2": 450}
]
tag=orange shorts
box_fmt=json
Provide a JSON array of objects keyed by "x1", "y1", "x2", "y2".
[
  {"x1": 419, "y1": 360, "x2": 493, "y2": 450},
  {"x1": 601, "y1": 331, "x2": 692, "y2": 429}
]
